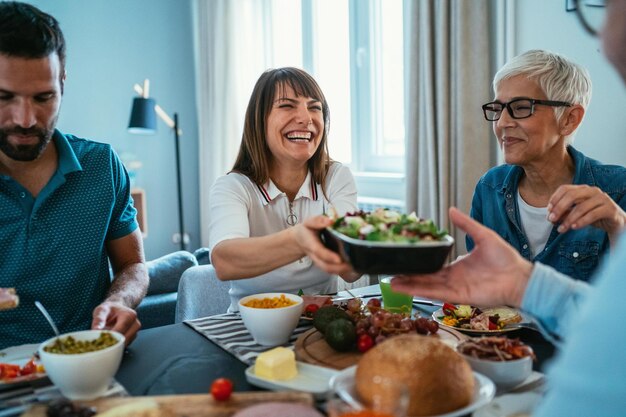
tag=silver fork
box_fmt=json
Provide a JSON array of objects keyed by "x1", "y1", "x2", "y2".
[
  {"x1": 504, "y1": 321, "x2": 541, "y2": 332},
  {"x1": 35, "y1": 301, "x2": 64, "y2": 352}
]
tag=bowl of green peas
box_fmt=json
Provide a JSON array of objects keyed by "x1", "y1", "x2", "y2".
[{"x1": 38, "y1": 330, "x2": 124, "y2": 400}]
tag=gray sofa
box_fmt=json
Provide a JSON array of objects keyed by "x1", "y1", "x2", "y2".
[
  {"x1": 135, "y1": 250, "x2": 198, "y2": 329},
  {"x1": 174, "y1": 248, "x2": 232, "y2": 322}
]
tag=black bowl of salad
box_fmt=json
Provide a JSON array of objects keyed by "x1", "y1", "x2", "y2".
[{"x1": 321, "y1": 208, "x2": 454, "y2": 275}]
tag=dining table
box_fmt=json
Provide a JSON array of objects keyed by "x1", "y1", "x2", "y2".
[
  {"x1": 1, "y1": 284, "x2": 557, "y2": 416},
  {"x1": 117, "y1": 285, "x2": 556, "y2": 393},
  {"x1": 115, "y1": 321, "x2": 257, "y2": 396}
]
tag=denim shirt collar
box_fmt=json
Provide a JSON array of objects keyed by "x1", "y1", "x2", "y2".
[
  {"x1": 500, "y1": 145, "x2": 592, "y2": 196},
  {"x1": 568, "y1": 145, "x2": 595, "y2": 187}
]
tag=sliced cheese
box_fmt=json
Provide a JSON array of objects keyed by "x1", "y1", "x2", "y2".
[
  {"x1": 95, "y1": 399, "x2": 173, "y2": 417},
  {"x1": 254, "y1": 347, "x2": 298, "y2": 380}
]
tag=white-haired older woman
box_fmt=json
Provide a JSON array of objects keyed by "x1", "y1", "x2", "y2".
[{"x1": 467, "y1": 49, "x2": 626, "y2": 281}]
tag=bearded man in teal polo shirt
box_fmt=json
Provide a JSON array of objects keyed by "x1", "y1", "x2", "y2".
[{"x1": 0, "y1": 2, "x2": 149, "y2": 349}]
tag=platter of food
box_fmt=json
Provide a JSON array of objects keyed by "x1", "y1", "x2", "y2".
[
  {"x1": 295, "y1": 297, "x2": 466, "y2": 369},
  {"x1": 0, "y1": 343, "x2": 46, "y2": 388},
  {"x1": 321, "y1": 208, "x2": 454, "y2": 274},
  {"x1": 295, "y1": 324, "x2": 465, "y2": 370},
  {"x1": 433, "y1": 304, "x2": 525, "y2": 334}
]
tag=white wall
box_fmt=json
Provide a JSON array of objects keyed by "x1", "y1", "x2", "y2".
[{"x1": 510, "y1": 0, "x2": 626, "y2": 166}]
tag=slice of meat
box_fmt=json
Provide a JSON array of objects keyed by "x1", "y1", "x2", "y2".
[
  {"x1": 0, "y1": 288, "x2": 19, "y2": 311},
  {"x1": 232, "y1": 402, "x2": 324, "y2": 417},
  {"x1": 469, "y1": 312, "x2": 492, "y2": 331},
  {"x1": 301, "y1": 295, "x2": 333, "y2": 310}
]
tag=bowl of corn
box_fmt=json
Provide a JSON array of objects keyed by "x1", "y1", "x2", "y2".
[{"x1": 238, "y1": 293, "x2": 303, "y2": 346}]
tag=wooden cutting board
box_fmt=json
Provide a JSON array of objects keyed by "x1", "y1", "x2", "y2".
[
  {"x1": 21, "y1": 391, "x2": 314, "y2": 417},
  {"x1": 295, "y1": 326, "x2": 467, "y2": 370}
]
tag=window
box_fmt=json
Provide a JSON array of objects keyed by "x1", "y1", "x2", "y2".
[{"x1": 271, "y1": 0, "x2": 408, "y2": 202}]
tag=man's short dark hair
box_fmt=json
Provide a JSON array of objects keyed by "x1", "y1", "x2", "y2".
[{"x1": 0, "y1": 2, "x2": 66, "y2": 72}]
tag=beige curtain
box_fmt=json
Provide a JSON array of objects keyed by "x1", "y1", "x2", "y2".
[
  {"x1": 193, "y1": 0, "x2": 271, "y2": 247},
  {"x1": 405, "y1": 0, "x2": 493, "y2": 257}
]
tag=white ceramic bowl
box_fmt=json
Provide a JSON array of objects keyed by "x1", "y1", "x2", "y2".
[
  {"x1": 462, "y1": 354, "x2": 532, "y2": 390},
  {"x1": 239, "y1": 293, "x2": 303, "y2": 346},
  {"x1": 38, "y1": 330, "x2": 125, "y2": 400}
]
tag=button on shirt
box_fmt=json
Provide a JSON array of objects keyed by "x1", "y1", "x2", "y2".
[
  {"x1": 0, "y1": 131, "x2": 138, "y2": 349},
  {"x1": 467, "y1": 146, "x2": 626, "y2": 282},
  {"x1": 209, "y1": 162, "x2": 357, "y2": 311}
]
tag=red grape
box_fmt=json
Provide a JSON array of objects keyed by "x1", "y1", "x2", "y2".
[{"x1": 367, "y1": 298, "x2": 382, "y2": 308}]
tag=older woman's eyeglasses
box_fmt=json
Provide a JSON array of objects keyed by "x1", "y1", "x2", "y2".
[
  {"x1": 573, "y1": 0, "x2": 606, "y2": 36},
  {"x1": 482, "y1": 98, "x2": 572, "y2": 121}
]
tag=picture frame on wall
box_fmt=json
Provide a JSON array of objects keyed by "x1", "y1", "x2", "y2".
[{"x1": 567, "y1": 0, "x2": 606, "y2": 12}]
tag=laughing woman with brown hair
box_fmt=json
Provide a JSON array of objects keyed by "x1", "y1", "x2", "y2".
[{"x1": 209, "y1": 67, "x2": 360, "y2": 311}]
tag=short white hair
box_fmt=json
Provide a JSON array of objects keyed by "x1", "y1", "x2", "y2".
[{"x1": 494, "y1": 50, "x2": 592, "y2": 143}]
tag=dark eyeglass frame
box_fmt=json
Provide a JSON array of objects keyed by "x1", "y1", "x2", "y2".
[
  {"x1": 573, "y1": 0, "x2": 604, "y2": 37},
  {"x1": 481, "y1": 98, "x2": 572, "y2": 121}
]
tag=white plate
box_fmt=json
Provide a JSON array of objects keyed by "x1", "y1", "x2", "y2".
[
  {"x1": 330, "y1": 365, "x2": 496, "y2": 417},
  {"x1": 432, "y1": 308, "x2": 527, "y2": 335},
  {"x1": 0, "y1": 343, "x2": 46, "y2": 387},
  {"x1": 472, "y1": 391, "x2": 542, "y2": 417},
  {"x1": 245, "y1": 361, "x2": 339, "y2": 399}
]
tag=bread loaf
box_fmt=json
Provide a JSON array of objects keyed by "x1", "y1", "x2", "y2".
[{"x1": 356, "y1": 334, "x2": 474, "y2": 416}]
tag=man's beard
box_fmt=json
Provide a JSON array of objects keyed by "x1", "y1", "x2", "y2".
[{"x1": 0, "y1": 125, "x2": 55, "y2": 162}]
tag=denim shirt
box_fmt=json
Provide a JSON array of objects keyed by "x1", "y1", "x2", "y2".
[{"x1": 467, "y1": 146, "x2": 626, "y2": 282}]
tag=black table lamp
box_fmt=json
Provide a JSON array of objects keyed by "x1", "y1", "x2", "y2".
[{"x1": 128, "y1": 79, "x2": 187, "y2": 250}]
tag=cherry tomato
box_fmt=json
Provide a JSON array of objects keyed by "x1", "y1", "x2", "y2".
[
  {"x1": 20, "y1": 358, "x2": 37, "y2": 376},
  {"x1": 304, "y1": 304, "x2": 320, "y2": 317},
  {"x1": 442, "y1": 303, "x2": 457, "y2": 315},
  {"x1": 357, "y1": 334, "x2": 374, "y2": 353},
  {"x1": 210, "y1": 377, "x2": 234, "y2": 401}
]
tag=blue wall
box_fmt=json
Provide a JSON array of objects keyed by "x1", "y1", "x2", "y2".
[{"x1": 24, "y1": 0, "x2": 201, "y2": 260}]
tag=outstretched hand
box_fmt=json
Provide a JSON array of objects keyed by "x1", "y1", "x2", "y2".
[
  {"x1": 548, "y1": 184, "x2": 626, "y2": 243},
  {"x1": 91, "y1": 301, "x2": 141, "y2": 346},
  {"x1": 391, "y1": 207, "x2": 533, "y2": 308},
  {"x1": 294, "y1": 216, "x2": 356, "y2": 277}
]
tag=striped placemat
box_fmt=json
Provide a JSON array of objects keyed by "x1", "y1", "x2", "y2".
[{"x1": 184, "y1": 313, "x2": 314, "y2": 365}]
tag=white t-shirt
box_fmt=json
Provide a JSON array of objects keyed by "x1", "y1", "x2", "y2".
[
  {"x1": 209, "y1": 162, "x2": 358, "y2": 311},
  {"x1": 517, "y1": 191, "x2": 552, "y2": 258}
]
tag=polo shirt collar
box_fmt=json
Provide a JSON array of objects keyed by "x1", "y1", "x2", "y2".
[
  {"x1": 256, "y1": 170, "x2": 319, "y2": 205},
  {"x1": 54, "y1": 130, "x2": 83, "y2": 175},
  {"x1": 0, "y1": 130, "x2": 81, "y2": 183}
]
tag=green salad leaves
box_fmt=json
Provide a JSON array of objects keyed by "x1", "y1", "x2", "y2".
[{"x1": 332, "y1": 208, "x2": 447, "y2": 243}]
